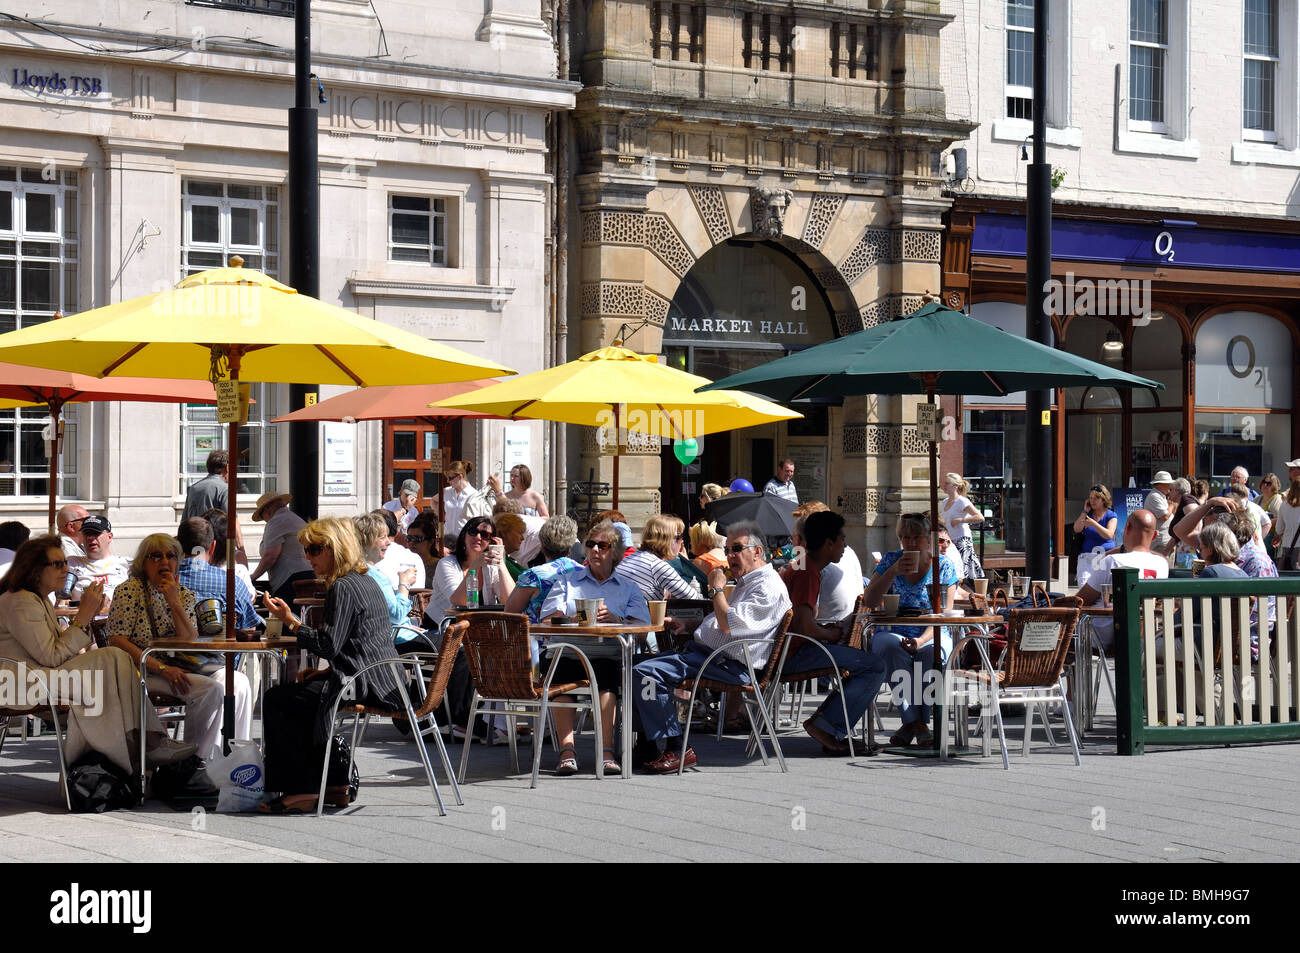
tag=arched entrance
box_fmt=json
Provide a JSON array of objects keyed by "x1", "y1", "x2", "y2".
[{"x1": 659, "y1": 238, "x2": 838, "y2": 521}]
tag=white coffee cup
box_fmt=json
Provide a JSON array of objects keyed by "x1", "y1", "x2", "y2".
[
  {"x1": 882, "y1": 593, "x2": 901, "y2": 615},
  {"x1": 578, "y1": 598, "x2": 603, "y2": 624},
  {"x1": 972, "y1": 578, "x2": 989, "y2": 595}
]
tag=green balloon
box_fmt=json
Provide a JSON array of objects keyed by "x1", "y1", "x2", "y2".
[{"x1": 673, "y1": 438, "x2": 700, "y2": 464}]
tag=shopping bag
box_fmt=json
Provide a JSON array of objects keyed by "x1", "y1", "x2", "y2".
[{"x1": 205, "y1": 740, "x2": 265, "y2": 813}]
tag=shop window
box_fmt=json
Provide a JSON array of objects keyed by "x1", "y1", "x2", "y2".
[
  {"x1": 1194, "y1": 310, "x2": 1292, "y2": 410},
  {"x1": 179, "y1": 180, "x2": 283, "y2": 497},
  {"x1": 387, "y1": 195, "x2": 447, "y2": 266},
  {"x1": 186, "y1": 1, "x2": 295, "y2": 15}
]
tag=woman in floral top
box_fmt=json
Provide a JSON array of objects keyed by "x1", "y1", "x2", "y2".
[
  {"x1": 108, "y1": 533, "x2": 253, "y2": 760},
  {"x1": 861, "y1": 513, "x2": 959, "y2": 747}
]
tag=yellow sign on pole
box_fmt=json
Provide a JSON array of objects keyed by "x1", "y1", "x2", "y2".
[
  {"x1": 305, "y1": 392, "x2": 318, "y2": 406},
  {"x1": 1041, "y1": 410, "x2": 1051, "y2": 426},
  {"x1": 215, "y1": 381, "x2": 252, "y2": 425}
]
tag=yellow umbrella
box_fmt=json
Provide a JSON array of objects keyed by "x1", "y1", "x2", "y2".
[
  {"x1": 0, "y1": 260, "x2": 516, "y2": 747},
  {"x1": 432, "y1": 345, "x2": 801, "y2": 506}
]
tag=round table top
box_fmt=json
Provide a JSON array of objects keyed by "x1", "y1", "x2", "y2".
[
  {"x1": 531, "y1": 622, "x2": 659, "y2": 636},
  {"x1": 146, "y1": 636, "x2": 298, "y2": 651}
]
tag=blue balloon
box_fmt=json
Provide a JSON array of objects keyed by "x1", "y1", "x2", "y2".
[{"x1": 729, "y1": 478, "x2": 754, "y2": 493}]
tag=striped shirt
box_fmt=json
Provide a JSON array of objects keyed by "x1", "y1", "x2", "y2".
[
  {"x1": 614, "y1": 550, "x2": 698, "y2": 602},
  {"x1": 764, "y1": 478, "x2": 798, "y2": 504}
]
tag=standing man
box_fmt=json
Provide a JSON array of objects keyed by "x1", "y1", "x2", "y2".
[
  {"x1": 55, "y1": 503, "x2": 89, "y2": 558},
  {"x1": 249, "y1": 492, "x2": 315, "y2": 605},
  {"x1": 764, "y1": 457, "x2": 798, "y2": 504},
  {"x1": 1145, "y1": 470, "x2": 1179, "y2": 556},
  {"x1": 183, "y1": 450, "x2": 229, "y2": 522},
  {"x1": 1220, "y1": 466, "x2": 1260, "y2": 502}
]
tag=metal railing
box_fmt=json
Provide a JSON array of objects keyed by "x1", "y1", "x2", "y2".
[
  {"x1": 186, "y1": 0, "x2": 296, "y2": 15},
  {"x1": 1113, "y1": 567, "x2": 1300, "y2": 754}
]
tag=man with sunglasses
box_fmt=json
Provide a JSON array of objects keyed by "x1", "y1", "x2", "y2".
[
  {"x1": 67, "y1": 515, "x2": 130, "y2": 609},
  {"x1": 56, "y1": 503, "x2": 90, "y2": 558},
  {"x1": 632, "y1": 520, "x2": 791, "y2": 773}
]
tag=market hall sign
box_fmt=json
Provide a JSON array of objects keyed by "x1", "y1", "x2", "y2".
[
  {"x1": 667, "y1": 316, "x2": 810, "y2": 343},
  {"x1": 11, "y1": 66, "x2": 106, "y2": 97}
]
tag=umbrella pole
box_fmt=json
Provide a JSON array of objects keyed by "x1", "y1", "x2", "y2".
[
  {"x1": 222, "y1": 349, "x2": 243, "y2": 755},
  {"x1": 46, "y1": 397, "x2": 64, "y2": 534},
  {"x1": 612, "y1": 403, "x2": 620, "y2": 510},
  {"x1": 926, "y1": 382, "x2": 943, "y2": 751}
]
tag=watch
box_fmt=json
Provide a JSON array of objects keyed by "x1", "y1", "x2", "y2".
[{"x1": 707, "y1": 586, "x2": 726, "y2": 599}]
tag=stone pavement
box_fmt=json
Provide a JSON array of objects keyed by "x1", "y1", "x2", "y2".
[{"x1": 3, "y1": 690, "x2": 1300, "y2": 863}]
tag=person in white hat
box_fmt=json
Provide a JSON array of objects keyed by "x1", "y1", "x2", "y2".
[
  {"x1": 1144, "y1": 471, "x2": 1180, "y2": 555},
  {"x1": 249, "y1": 492, "x2": 316, "y2": 604}
]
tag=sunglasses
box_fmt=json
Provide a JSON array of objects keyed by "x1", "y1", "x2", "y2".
[
  {"x1": 937, "y1": 537, "x2": 951, "y2": 546},
  {"x1": 470, "y1": 528, "x2": 495, "y2": 540},
  {"x1": 304, "y1": 543, "x2": 331, "y2": 557},
  {"x1": 725, "y1": 543, "x2": 752, "y2": 555},
  {"x1": 146, "y1": 552, "x2": 178, "y2": 562},
  {"x1": 47, "y1": 558, "x2": 68, "y2": 570},
  {"x1": 584, "y1": 539, "x2": 613, "y2": 551}
]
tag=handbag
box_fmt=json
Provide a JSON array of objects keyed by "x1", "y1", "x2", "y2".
[
  {"x1": 67, "y1": 752, "x2": 142, "y2": 813},
  {"x1": 328, "y1": 734, "x2": 361, "y2": 803}
]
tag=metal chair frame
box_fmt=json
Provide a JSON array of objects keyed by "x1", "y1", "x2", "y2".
[{"x1": 0, "y1": 657, "x2": 73, "y2": 809}]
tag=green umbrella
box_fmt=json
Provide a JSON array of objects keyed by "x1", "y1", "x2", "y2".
[{"x1": 700, "y1": 301, "x2": 1162, "y2": 749}]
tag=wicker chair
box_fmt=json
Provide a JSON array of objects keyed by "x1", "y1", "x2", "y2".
[
  {"x1": 457, "y1": 611, "x2": 604, "y2": 788},
  {"x1": 677, "y1": 609, "x2": 794, "y2": 774},
  {"x1": 942, "y1": 604, "x2": 1082, "y2": 769},
  {"x1": 314, "y1": 620, "x2": 469, "y2": 817},
  {"x1": 0, "y1": 658, "x2": 72, "y2": 809}
]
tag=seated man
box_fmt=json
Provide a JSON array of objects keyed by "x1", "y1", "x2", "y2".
[
  {"x1": 781, "y1": 510, "x2": 887, "y2": 754},
  {"x1": 67, "y1": 515, "x2": 131, "y2": 610},
  {"x1": 1076, "y1": 508, "x2": 1168, "y2": 653},
  {"x1": 632, "y1": 520, "x2": 792, "y2": 774},
  {"x1": 56, "y1": 503, "x2": 89, "y2": 559},
  {"x1": 176, "y1": 517, "x2": 263, "y2": 634}
]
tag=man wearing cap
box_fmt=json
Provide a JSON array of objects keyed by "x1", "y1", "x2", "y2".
[
  {"x1": 383, "y1": 479, "x2": 422, "y2": 537},
  {"x1": 249, "y1": 492, "x2": 315, "y2": 605},
  {"x1": 56, "y1": 503, "x2": 89, "y2": 558},
  {"x1": 1285, "y1": 458, "x2": 1300, "y2": 486},
  {"x1": 67, "y1": 515, "x2": 131, "y2": 609},
  {"x1": 1144, "y1": 471, "x2": 1180, "y2": 556},
  {"x1": 183, "y1": 449, "x2": 229, "y2": 522}
]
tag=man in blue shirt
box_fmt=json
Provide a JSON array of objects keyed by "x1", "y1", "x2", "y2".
[{"x1": 177, "y1": 517, "x2": 262, "y2": 633}]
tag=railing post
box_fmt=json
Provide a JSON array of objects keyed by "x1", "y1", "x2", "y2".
[{"x1": 1114, "y1": 566, "x2": 1142, "y2": 755}]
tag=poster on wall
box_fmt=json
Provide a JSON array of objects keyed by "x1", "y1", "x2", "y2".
[
  {"x1": 322, "y1": 423, "x2": 354, "y2": 496},
  {"x1": 786, "y1": 446, "x2": 827, "y2": 506},
  {"x1": 503, "y1": 426, "x2": 531, "y2": 491}
]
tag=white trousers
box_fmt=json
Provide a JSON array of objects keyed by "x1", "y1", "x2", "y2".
[{"x1": 146, "y1": 668, "x2": 252, "y2": 761}]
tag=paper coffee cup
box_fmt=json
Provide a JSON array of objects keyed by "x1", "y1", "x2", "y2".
[
  {"x1": 488, "y1": 543, "x2": 505, "y2": 562},
  {"x1": 648, "y1": 600, "x2": 667, "y2": 627},
  {"x1": 882, "y1": 593, "x2": 901, "y2": 615},
  {"x1": 972, "y1": 578, "x2": 989, "y2": 595},
  {"x1": 901, "y1": 550, "x2": 920, "y2": 572},
  {"x1": 265, "y1": 618, "x2": 283, "y2": 639},
  {"x1": 578, "y1": 598, "x2": 603, "y2": 623}
]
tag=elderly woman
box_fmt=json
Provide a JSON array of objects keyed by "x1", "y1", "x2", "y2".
[
  {"x1": 0, "y1": 536, "x2": 196, "y2": 777},
  {"x1": 494, "y1": 513, "x2": 529, "y2": 582},
  {"x1": 505, "y1": 515, "x2": 584, "y2": 622},
  {"x1": 615, "y1": 515, "x2": 698, "y2": 602},
  {"x1": 661, "y1": 514, "x2": 707, "y2": 590},
  {"x1": 262, "y1": 518, "x2": 405, "y2": 813},
  {"x1": 690, "y1": 520, "x2": 727, "y2": 577},
  {"x1": 108, "y1": 533, "x2": 253, "y2": 761},
  {"x1": 352, "y1": 512, "x2": 416, "y2": 628},
  {"x1": 505, "y1": 464, "x2": 549, "y2": 518},
  {"x1": 539, "y1": 519, "x2": 650, "y2": 777},
  {"x1": 861, "y1": 513, "x2": 959, "y2": 748}
]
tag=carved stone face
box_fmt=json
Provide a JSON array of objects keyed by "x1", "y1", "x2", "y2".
[{"x1": 750, "y1": 187, "x2": 793, "y2": 238}]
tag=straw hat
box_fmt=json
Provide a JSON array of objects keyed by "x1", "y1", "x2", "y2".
[
  {"x1": 1150, "y1": 470, "x2": 1176, "y2": 486},
  {"x1": 252, "y1": 492, "x2": 292, "y2": 522}
]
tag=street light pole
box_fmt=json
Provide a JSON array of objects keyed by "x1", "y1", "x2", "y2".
[
  {"x1": 1024, "y1": 0, "x2": 1053, "y2": 581},
  {"x1": 289, "y1": 0, "x2": 320, "y2": 520}
]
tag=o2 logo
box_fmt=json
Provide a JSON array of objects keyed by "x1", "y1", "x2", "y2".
[{"x1": 1154, "y1": 231, "x2": 1175, "y2": 262}]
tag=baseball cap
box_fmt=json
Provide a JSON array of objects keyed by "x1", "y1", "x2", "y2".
[{"x1": 80, "y1": 515, "x2": 112, "y2": 536}]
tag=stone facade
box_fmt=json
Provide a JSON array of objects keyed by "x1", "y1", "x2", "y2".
[{"x1": 569, "y1": 0, "x2": 973, "y2": 553}]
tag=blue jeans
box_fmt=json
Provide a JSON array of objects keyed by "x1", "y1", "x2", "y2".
[
  {"x1": 869, "y1": 630, "x2": 947, "y2": 727},
  {"x1": 632, "y1": 642, "x2": 753, "y2": 741},
  {"x1": 783, "y1": 640, "x2": 887, "y2": 740}
]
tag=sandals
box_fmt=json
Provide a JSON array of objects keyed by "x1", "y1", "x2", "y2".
[
  {"x1": 555, "y1": 747, "x2": 579, "y2": 777},
  {"x1": 600, "y1": 749, "x2": 621, "y2": 775}
]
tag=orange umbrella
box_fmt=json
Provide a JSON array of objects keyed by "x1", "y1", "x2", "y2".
[
  {"x1": 0, "y1": 362, "x2": 221, "y2": 532},
  {"x1": 271, "y1": 380, "x2": 500, "y2": 424}
]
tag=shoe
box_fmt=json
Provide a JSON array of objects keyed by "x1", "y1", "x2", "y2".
[
  {"x1": 258, "y1": 795, "x2": 317, "y2": 815},
  {"x1": 912, "y1": 725, "x2": 935, "y2": 747},
  {"x1": 324, "y1": 784, "x2": 354, "y2": 807},
  {"x1": 145, "y1": 737, "x2": 199, "y2": 766},
  {"x1": 554, "y1": 747, "x2": 579, "y2": 777},
  {"x1": 803, "y1": 717, "x2": 848, "y2": 754},
  {"x1": 392, "y1": 716, "x2": 411, "y2": 737},
  {"x1": 600, "y1": 749, "x2": 621, "y2": 775},
  {"x1": 643, "y1": 747, "x2": 697, "y2": 774},
  {"x1": 888, "y1": 723, "x2": 918, "y2": 747}
]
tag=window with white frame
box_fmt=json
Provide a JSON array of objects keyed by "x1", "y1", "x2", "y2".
[
  {"x1": 0, "y1": 165, "x2": 79, "y2": 498},
  {"x1": 179, "y1": 180, "x2": 282, "y2": 497},
  {"x1": 1005, "y1": 0, "x2": 1035, "y2": 120},
  {"x1": 1244, "y1": 0, "x2": 1280, "y2": 140},
  {"x1": 388, "y1": 195, "x2": 447, "y2": 265},
  {"x1": 1129, "y1": 0, "x2": 1169, "y2": 132}
]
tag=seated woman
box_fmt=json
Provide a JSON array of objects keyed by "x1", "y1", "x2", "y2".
[
  {"x1": 262, "y1": 518, "x2": 406, "y2": 814},
  {"x1": 0, "y1": 536, "x2": 196, "y2": 777},
  {"x1": 860, "y1": 513, "x2": 958, "y2": 748},
  {"x1": 660, "y1": 514, "x2": 707, "y2": 590},
  {"x1": 615, "y1": 515, "x2": 699, "y2": 603},
  {"x1": 352, "y1": 512, "x2": 416, "y2": 629},
  {"x1": 494, "y1": 513, "x2": 529, "y2": 582},
  {"x1": 505, "y1": 515, "x2": 584, "y2": 623},
  {"x1": 689, "y1": 520, "x2": 727, "y2": 578},
  {"x1": 108, "y1": 533, "x2": 253, "y2": 762}
]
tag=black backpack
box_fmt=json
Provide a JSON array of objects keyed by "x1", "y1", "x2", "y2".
[{"x1": 67, "y1": 752, "x2": 142, "y2": 813}]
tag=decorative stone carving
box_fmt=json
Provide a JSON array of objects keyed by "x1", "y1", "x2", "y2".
[
  {"x1": 689, "y1": 185, "x2": 733, "y2": 245},
  {"x1": 644, "y1": 289, "x2": 671, "y2": 327},
  {"x1": 599, "y1": 281, "x2": 645, "y2": 317},
  {"x1": 900, "y1": 229, "x2": 942, "y2": 261},
  {"x1": 644, "y1": 213, "x2": 695, "y2": 277},
  {"x1": 901, "y1": 426, "x2": 931, "y2": 455},
  {"x1": 837, "y1": 227, "x2": 891, "y2": 284},
  {"x1": 801, "y1": 194, "x2": 843, "y2": 249},
  {"x1": 840, "y1": 489, "x2": 881, "y2": 516},
  {"x1": 579, "y1": 282, "x2": 601, "y2": 317},
  {"x1": 834, "y1": 311, "x2": 862, "y2": 335},
  {"x1": 749, "y1": 186, "x2": 793, "y2": 238}
]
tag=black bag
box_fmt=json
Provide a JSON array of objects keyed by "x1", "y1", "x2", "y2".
[
  {"x1": 149, "y1": 755, "x2": 219, "y2": 810},
  {"x1": 329, "y1": 735, "x2": 360, "y2": 803},
  {"x1": 67, "y1": 752, "x2": 141, "y2": 813}
]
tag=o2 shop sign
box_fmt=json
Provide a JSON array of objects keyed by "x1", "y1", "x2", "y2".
[{"x1": 11, "y1": 66, "x2": 106, "y2": 97}]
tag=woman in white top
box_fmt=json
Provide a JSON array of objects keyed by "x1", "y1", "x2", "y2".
[
  {"x1": 1274, "y1": 478, "x2": 1300, "y2": 571},
  {"x1": 425, "y1": 515, "x2": 516, "y2": 626},
  {"x1": 441, "y1": 460, "x2": 477, "y2": 538},
  {"x1": 941, "y1": 473, "x2": 985, "y2": 581},
  {"x1": 506, "y1": 464, "x2": 549, "y2": 518}
]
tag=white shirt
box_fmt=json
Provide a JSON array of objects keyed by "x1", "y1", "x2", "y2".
[
  {"x1": 383, "y1": 499, "x2": 420, "y2": 534},
  {"x1": 443, "y1": 483, "x2": 475, "y2": 537},
  {"x1": 1144, "y1": 490, "x2": 1172, "y2": 547},
  {"x1": 61, "y1": 534, "x2": 85, "y2": 559},
  {"x1": 426, "y1": 554, "x2": 505, "y2": 624},
  {"x1": 0, "y1": 547, "x2": 15, "y2": 581},
  {"x1": 68, "y1": 553, "x2": 131, "y2": 600},
  {"x1": 515, "y1": 514, "x2": 547, "y2": 566},
  {"x1": 1086, "y1": 550, "x2": 1168, "y2": 649},
  {"x1": 942, "y1": 495, "x2": 976, "y2": 541},
  {"x1": 376, "y1": 541, "x2": 426, "y2": 591},
  {"x1": 694, "y1": 562, "x2": 792, "y2": 668},
  {"x1": 817, "y1": 545, "x2": 865, "y2": 620}
]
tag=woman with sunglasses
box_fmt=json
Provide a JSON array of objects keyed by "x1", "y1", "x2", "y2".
[
  {"x1": 425, "y1": 516, "x2": 516, "y2": 626},
  {"x1": 261, "y1": 518, "x2": 406, "y2": 813},
  {"x1": 0, "y1": 536, "x2": 197, "y2": 779},
  {"x1": 1258, "y1": 473, "x2": 1283, "y2": 559},
  {"x1": 1074, "y1": 485, "x2": 1119, "y2": 557},
  {"x1": 108, "y1": 534, "x2": 254, "y2": 761}
]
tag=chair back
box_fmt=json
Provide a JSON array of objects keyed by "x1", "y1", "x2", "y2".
[
  {"x1": 754, "y1": 610, "x2": 795, "y2": 690},
  {"x1": 292, "y1": 577, "x2": 325, "y2": 601},
  {"x1": 411, "y1": 620, "x2": 467, "y2": 718},
  {"x1": 845, "y1": 594, "x2": 868, "y2": 650},
  {"x1": 460, "y1": 611, "x2": 541, "y2": 701},
  {"x1": 1001, "y1": 606, "x2": 1079, "y2": 689}
]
